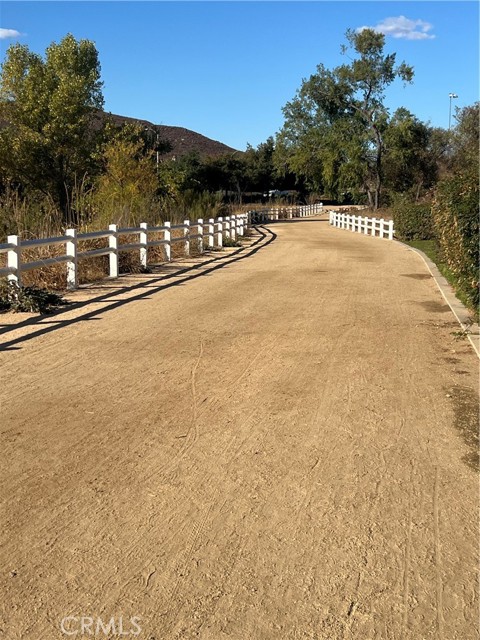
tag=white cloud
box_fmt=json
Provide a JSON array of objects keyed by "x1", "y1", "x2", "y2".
[
  {"x1": 0, "y1": 28, "x2": 23, "y2": 40},
  {"x1": 358, "y1": 16, "x2": 435, "y2": 41}
]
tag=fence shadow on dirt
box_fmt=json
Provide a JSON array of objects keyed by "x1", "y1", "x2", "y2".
[{"x1": 0, "y1": 225, "x2": 276, "y2": 351}]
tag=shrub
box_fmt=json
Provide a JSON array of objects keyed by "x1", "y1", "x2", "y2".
[
  {"x1": 432, "y1": 173, "x2": 479, "y2": 309},
  {"x1": 219, "y1": 236, "x2": 242, "y2": 248},
  {"x1": 0, "y1": 281, "x2": 68, "y2": 313},
  {"x1": 393, "y1": 200, "x2": 435, "y2": 241}
]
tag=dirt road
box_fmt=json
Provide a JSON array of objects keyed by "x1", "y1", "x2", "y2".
[{"x1": 1, "y1": 218, "x2": 478, "y2": 639}]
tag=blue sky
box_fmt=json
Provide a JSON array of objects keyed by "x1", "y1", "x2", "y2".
[{"x1": 1, "y1": 2, "x2": 478, "y2": 150}]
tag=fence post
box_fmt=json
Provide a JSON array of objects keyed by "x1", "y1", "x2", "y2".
[
  {"x1": 184, "y1": 219, "x2": 190, "y2": 256},
  {"x1": 164, "y1": 221, "x2": 171, "y2": 261},
  {"x1": 237, "y1": 215, "x2": 244, "y2": 236},
  {"x1": 140, "y1": 222, "x2": 148, "y2": 269},
  {"x1": 371, "y1": 217, "x2": 377, "y2": 237},
  {"x1": 66, "y1": 229, "x2": 78, "y2": 290},
  {"x1": 197, "y1": 218, "x2": 204, "y2": 254},
  {"x1": 225, "y1": 216, "x2": 231, "y2": 239},
  {"x1": 388, "y1": 219, "x2": 394, "y2": 241},
  {"x1": 7, "y1": 235, "x2": 21, "y2": 285},
  {"x1": 216, "y1": 217, "x2": 223, "y2": 248},
  {"x1": 379, "y1": 218, "x2": 385, "y2": 239},
  {"x1": 363, "y1": 216, "x2": 369, "y2": 235},
  {"x1": 108, "y1": 224, "x2": 118, "y2": 277},
  {"x1": 230, "y1": 215, "x2": 236, "y2": 241},
  {"x1": 208, "y1": 218, "x2": 215, "y2": 248}
]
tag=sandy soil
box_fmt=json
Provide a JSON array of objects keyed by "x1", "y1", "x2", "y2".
[{"x1": 0, "y1": 217, "x2": 478, "y2": 640}]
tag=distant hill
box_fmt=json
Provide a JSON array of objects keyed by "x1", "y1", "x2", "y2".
[
  {"x1": 0, "y1": 108, "x2": 240, "y2": 160},
  {"x1": 97, "y1": 111, "x2": 239, "y2": 160}
]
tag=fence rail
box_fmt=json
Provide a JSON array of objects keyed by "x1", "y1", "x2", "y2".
[
  {"x1": 0, "y1": 205, "x2": 334, "y2": 291},
  {"x1": 0, "y1": 213, "x2": 248, "y2": 290},
  {"x1": 329, "y1": 211, "x2": 395, "y2": 240}
]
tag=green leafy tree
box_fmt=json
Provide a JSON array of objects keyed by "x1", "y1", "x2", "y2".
[
  {"x1": 0, "y1": 33, "x2": 104, "y2": 223},
  {"x1": 276, "y1": 28, "x2": 414, "y2": 208},
  {"x1": 383, "y1": 108, "x2": 437, "y2": 202},
  {"x1": 450, "y1": 102, "x2": 479, "y2": 173},
  {"x1": 243, "y1": 137, "x2": 277, "y2": 192},
  {"x1": 94, "y1": 126, "x2": 159, "y2": 227}
]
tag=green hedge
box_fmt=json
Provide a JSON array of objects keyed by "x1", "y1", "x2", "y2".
[
  {"x1": 393, "y1": 201, "x2": 435, "y2": 241},
  {"x1": 432, "y1": 173, "x2": 479, "y2": 309}
]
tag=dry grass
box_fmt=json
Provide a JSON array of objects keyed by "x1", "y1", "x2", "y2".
[
  {"x1": 1, "y1": 213, "x2": 249, "y2": 292},
  {"x1": 2, "y1": 226, "x2": 209, "y2": 291}
]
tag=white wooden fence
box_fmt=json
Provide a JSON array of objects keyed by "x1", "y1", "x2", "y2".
[
  {"x1": 0, "y1": 213, "x2": 248, "y2": 290},
  {"x1": 329, "y1": 211, "x2": 394, "y2": 240},
  {"x1": 249, "y1": 203, "x2": 323, "y2": 223}
]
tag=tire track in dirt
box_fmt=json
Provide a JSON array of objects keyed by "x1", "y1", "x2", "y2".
[
  {"x1": 401, "y1": 462, "x2": 414, "y2": 640},
  {"x1": 53, "y1": 331, "x2": 283, "y2": 626},
  {"x1": 433, "y1": 466, "x2": 445, "y2": 640}
]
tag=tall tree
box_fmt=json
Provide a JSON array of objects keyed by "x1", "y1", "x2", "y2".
[
  {"x1": 276, "y1": 28, "x2": 414, "y2": 209},
  {"x1": 382, "y1": 108, "x2": 437, "y2": 201},
  {"x1": 94, "y1": 130, "x2": 159, "y2": 227},
  {"x1": 243, "y1": 137, "x2": 277, "y2": 192},
  {"x1": 450, "y1": 102, "x2": 479, "y2": 173},
  {"x1": 0, "y1": 34, "x2": 104, "y2": 223}
]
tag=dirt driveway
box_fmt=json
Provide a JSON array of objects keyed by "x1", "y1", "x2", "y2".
[{"x1": 0, "y1": 218, "x2": 478, "y2": 639}]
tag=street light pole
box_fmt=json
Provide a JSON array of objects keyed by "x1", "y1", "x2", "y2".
[
  {"x1": 155, "y1": 132, "x2": 159, "y2": 170},
  {"x1": 448, "y1": 93, "x2": 458, "y2": 131}
]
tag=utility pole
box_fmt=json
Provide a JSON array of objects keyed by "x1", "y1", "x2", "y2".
[
  {"x1": 448, "y1": 93, "x2": 458, "y2": 131},
  {"x1": 145, "y1": 126, "x2": 159, "y2": 171}
]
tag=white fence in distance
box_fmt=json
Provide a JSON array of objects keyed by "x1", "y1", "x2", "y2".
[
  {"x1": 329, "y1": 211, "x2": 395, "y2": 240},
  {"x1": 249, "y1": 203, "x2": 324, "y2": 223},
  {"x1": 0, "y1": 213, "x2": 248, "y2": 290}
]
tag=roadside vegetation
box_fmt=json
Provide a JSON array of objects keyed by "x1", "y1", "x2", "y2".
[
  {"x1": 0, "y1": 280, "x2": 67, "y2": 313},
  {"x1": 0, "y1": 31, "x2": 477, "y2": 314},
  {"x1": 389, "y1": 104, "x2": 479, "y2": 316}
]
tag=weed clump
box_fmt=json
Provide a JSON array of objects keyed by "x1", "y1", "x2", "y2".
[
  {"x1": 0, "y1": 281, "x2": 68, "y2": 313},
  {"x1": 221, "y1": 237, "x2": 242, "y2": 248}
]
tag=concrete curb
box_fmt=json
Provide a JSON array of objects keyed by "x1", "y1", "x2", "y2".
[{"x1": 396, "y1": 240, "x2": 479, "y2": 358}]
